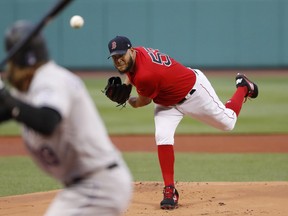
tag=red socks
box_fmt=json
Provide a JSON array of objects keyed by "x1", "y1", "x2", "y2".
[
  {"x1": 225, "y1": 86, "x2": 247, "y2": 116},
  {"x1": 156, "y1": 88, "x2": 247, "y2": 186},
  {"x1": 157, "y1": 145, "x2": 175, "y2": 186}
]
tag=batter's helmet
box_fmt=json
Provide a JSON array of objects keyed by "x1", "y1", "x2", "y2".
[{"x1": 4, "y1": 20, "x2": 49, "y2": 67}]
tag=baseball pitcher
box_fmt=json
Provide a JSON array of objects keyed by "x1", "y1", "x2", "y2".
[{"x1": 104, "y1": 36, "x2": 258, "y2": 210}]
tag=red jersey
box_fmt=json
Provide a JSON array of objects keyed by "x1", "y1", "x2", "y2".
[{"x1": 127, "y1": 47, "x2": 196, "y2": 106}]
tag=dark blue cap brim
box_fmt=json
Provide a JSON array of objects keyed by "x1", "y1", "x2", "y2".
[{"x1": 107, "y1": 50, "x2": 128, "y2": 59}]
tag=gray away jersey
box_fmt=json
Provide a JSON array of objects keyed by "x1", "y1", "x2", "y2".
[{"x1": 15, "y1": 61, "x2": 121, "y2": 184}]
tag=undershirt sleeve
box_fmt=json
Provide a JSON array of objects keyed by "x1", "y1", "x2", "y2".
[
  {"x1": 12, "y1": 99, "x2": 62, "y2": 136},
  {"x1": 0, "y1": 106, "x2": 12, "y2": 122}
]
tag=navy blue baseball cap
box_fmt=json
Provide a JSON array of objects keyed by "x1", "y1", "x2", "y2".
[{"x1": 108, "y1": 36, "x2": 132, "y2": 58}]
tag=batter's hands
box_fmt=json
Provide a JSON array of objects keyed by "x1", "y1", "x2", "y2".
[
  {"x1": 0, "y1": 75, "x2": 9, "y2": 105},
  {"x1": 0, "y1": 75, "x2": 13, "y2": 121},
  {"x1": 0, "y1": 86, "x2": 14, "y2": 109},
  {"x1": 0, "y1": 75, "x2": 5, "y2": 90},
  {"x1": 0, "y1": 75, "x2": 19, "y2": 115}
]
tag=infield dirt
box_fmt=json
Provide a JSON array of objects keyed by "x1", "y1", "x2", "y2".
[{"x1": 0, "y1": 135, "x2": 288, "y2": 216}]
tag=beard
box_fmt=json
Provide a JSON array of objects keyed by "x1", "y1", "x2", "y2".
[
  {"x1": 116, "y1": 55, "x2": 134, "y2": 74},
  {"x1": 6, "y1": 62, "x2": 35, "y2": 92}
]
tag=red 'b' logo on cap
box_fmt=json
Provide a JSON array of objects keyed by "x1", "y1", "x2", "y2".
[{"x1": 111, "y1": 41, "x2": 117, "y2": 50}]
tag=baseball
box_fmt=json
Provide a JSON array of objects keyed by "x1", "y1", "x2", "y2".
[{"x1": 70, "y1": 15, "x2": 84, "y2": 28}]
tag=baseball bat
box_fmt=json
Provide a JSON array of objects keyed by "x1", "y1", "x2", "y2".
[{"x1": 0, "y1": 0, "x2": 74, "y2": 70}]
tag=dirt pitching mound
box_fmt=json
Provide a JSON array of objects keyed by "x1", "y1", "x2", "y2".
[{"x1": 1, "y1": 181, "x2": 288, "y2": 216}]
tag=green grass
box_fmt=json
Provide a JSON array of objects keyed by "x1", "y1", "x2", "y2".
[
  {"x1": 0, "y1": 73, "x2": 288, "y2": 135},
  {"x1": 1, "y1": 153, "x2": 288, "y2": 196},
  {"x1": 0, "y1": 157, "x2": 61, "y2": 196},
  {"x1": 125, "y1": 152, "x2": 288, "y2": 182},
  {"x1": 0, "y1": 73, "x2": 287, "y2": 197}
]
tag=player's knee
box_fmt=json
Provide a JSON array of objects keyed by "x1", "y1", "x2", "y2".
[
  {"x1": 223, "y1": 126, "x2": 234, "y2": 131},
  {"x1": 221, "y1": 123, "x2": 235, "y2": 131},
  {"x1": 219, "y1": 115, "x2": 237, "y2": 131},
  {"x1": 155, "y1": 133, "x2": 174, "y2": 145}
]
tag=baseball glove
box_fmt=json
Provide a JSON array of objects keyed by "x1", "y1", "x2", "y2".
[{"x1": 103, "y1": 76, "x2": 132, "y2": 107}]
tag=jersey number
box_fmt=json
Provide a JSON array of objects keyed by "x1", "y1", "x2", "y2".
[
  {"x1": 39, "y1": 145, "x2": 60, "y2": 166},
  {"x1": 30, "y1": 145, "x2": 60, "y2": 166},
  {"x1": 145, "y1": 48, "x2": 172, "y2": 66}
]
